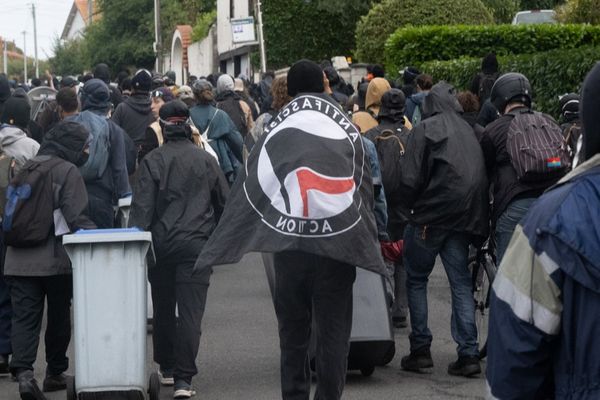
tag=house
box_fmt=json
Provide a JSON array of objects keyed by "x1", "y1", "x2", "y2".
[
  {"x1": 61, "y1": 0, "x2": 99, "y2": 41},
  {"x1": 168, "y1": 0, "x2": 258, "y2": 84}
]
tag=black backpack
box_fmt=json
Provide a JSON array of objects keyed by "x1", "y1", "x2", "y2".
[
  {"x1": 218, "y1": 97, "x2": 248, "y2": 138},
  {"x1": 506, "y1": 110, "x2": 570, "y2": 182},
  {"x1": 370, "y1": 126, "x2": 410, "y2": 197},
  {"x1": 478, "y1": 72, "x2": 498, "y2": 104},
  {"x1": 3, "y1": 157, "x2": 63, "y2": 247}
]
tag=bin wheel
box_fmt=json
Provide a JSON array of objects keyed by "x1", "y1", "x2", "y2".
[
  {"x1": 66, "y1": 375, "x2": 77, "y2": 400},
  {"x1": 360, "y1": 366, "x2": 375, "y2": 377},
  {"x1": 148, "y1": 372, "x2": 160, "y2": 400}
]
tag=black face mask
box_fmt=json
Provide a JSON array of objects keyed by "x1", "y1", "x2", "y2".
[{"x1": 75, "y1": 152, "x2": 89, "y2": 167}]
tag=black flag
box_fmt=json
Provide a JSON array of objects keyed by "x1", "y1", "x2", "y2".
[{"x1": 194, "y1": 94, "x2": 385, "y2": 275}]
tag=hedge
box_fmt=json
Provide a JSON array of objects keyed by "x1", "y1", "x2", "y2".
[
  {"x1": 421, "y1": 45, "x2": 600, "y2": 117},
  {"x1": 354, "y1": 0, "x2": 493, "y2": 65},
  {"x1": 385, "y1": 24, "x2": 600, "y2": 75}
]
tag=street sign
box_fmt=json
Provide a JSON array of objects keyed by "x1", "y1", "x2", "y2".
[{"x1": 231, "y1": 17, "x2": 256, "y2": 43}]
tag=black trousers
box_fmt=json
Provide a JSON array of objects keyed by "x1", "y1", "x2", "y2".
[
  {"x1": 7, "y1": 275, "x2": 72, "y2": 375},
  {"x1": 273, "y1": 251, "x2": 356, "y2": 400},
  {"x1": 0, "y1": 273, "x2": 11, "y2": 355},
  {"x1": 149, "y1": 262, "x2": 210, "y2": 384}
]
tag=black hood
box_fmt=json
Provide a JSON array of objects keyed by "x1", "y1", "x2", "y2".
[
  {"x1": 124, "y1": 93, "x2": 152, "y2": 114},
  {"x1": 422, "y1": 82, "x2": 463, "y2": 118},
  {"x1": 481, "y1": 53, "x2": 499, "y2": 75},
  {"x1": 582, "y1": 62, "x2": 600, "y2": 160},
  {"x1": 38, "y1": 120, "x2": 90, "y2": 165},
  {"x1": 0, "y1": 75, "x2": 11, "y2": 103}
]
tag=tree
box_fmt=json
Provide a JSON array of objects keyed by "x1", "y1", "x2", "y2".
[
  {"x1": 520, "y1": 0, "x2": 565, "y2": 9},
  {"x1": 50, "y1": 38, "x2": 89, "y2": 76},
  {"x1": 355, "y1": 0, "x2": 494, "y2": 64},
  {"x1": 263, "y1": 0, "x2": 372, "y2": 69},
  {"x1": 557, "y1": 0, "x2": 600, "y2": 24},
  {"x1": 481, "y1": 0, "x2": 521, "y2": 23}
]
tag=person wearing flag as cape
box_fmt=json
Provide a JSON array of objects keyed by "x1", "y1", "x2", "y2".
[{"x1": 194, "y1": 60, "x2": 386, "y2": 400}]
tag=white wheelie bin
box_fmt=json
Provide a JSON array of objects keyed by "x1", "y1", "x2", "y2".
[
  {"x1": 116, "y1": 197, "x2": 154, "y2": 326},
  {"x1": 63, "y1": 228, "x2": 159, "y2": 400}
]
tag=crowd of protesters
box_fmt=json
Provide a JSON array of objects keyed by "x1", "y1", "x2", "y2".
[{"x1": 0, "y1": 51, "x2": 597, "y2": 400}]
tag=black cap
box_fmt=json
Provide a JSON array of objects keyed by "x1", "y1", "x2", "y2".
[
  {"x1": 159, "y1": 100, "x2": 191, "y2": 140},
  {"x1": 0, "y1": 95, "x2": 31, "y2": 129},
  {"x1": 61, "y1": 76, "x2": 78, "y2": 88},
  {"x1": 287, "y1": 60, "x2": 324, "y2": 97},
  {"x1": 132, "y1": 69, "x2": 152, "y2": 92}
]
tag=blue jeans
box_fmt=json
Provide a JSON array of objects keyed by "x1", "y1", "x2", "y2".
[
  {"x1": 495, "y1": 197, "x2": 537, "y2": 264},
  {"x1": 404, "y1": 225, "x2": 478, "y2": 357}
]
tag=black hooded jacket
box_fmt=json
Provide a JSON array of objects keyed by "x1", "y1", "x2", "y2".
[
  {"x1": 0, "y1": 75, "x2": 11, "y2": 117},
  {"x1": 129, "y1": 131, "x2": 229, "y2": 280},
  {"x1": 112, "y1": 93, "x2": 155, "y2": 144},
  {"x1": 396, "y1": 82, "x2": 489, "y2": 239},
  {"x1": 480, "y1": 107, "x2": 561, "y2": 222}
]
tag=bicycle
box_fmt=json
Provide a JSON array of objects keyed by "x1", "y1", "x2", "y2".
[{"x1": 469, "y1": 237, "x2": 497, "y2": 360}]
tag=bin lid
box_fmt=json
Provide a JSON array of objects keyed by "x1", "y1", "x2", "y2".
[{"x1": 62, "y1": 228, "x2": 152, "y2": 245}]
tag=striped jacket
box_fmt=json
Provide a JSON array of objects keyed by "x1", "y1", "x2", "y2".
[{"x1": 487, "y1": 154, "x2": 600, "y2": 400}]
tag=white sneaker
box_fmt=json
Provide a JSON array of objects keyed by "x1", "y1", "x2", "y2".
[
  {"x1": 174, "y1": 387, "x2": 196, "y2": 399},
  {"x1": 159, "y1": 370, "x2": 174, "y2": 386}
]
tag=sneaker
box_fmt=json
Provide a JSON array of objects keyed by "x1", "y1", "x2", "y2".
[
  {"x1": 159, "y1": 369, "x2": 175, "y2": 386},
  {"x1": 400, "y1": 349, "x2": 434, "y2": 372},
  {"x1": 447, "y1": 355, "x2": 481, "y2": 377},
  {"x1": 17, "y1": 370, "x2": 47, "y2": 400},
  {"x1": 42, "y1": 372, "x2": 69, "y2": 392},
  {"x1": 0, "y1": 354, "x2": 9, "y2": 374},
  {"x1": 392, "y1": 316, "x2": 408, "y2": 329},
  {"x1": 173, "y1": 380, "x2": 196, "y2": 399}
]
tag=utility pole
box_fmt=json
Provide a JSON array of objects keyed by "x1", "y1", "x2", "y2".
[
  {"x1": 32, "y1": 3, "x2": 39, "y2": 78},
  {"x1": 22, "y1": 31, "x2": 27, "y2": 84},
  {"x1": 2, "y1": 38, "x2": 7, "y2": 75},
  {"x1": 154, "y1": 0, "x2": 163, "y2": 74},
  {"x1": 256, "y1": 0, "x2": 267, "y2": 73},
  {"x1": 88, "y1": 0, "x2": 93, "y2": 25}
]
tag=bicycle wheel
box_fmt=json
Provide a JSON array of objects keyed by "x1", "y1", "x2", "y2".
[{"x1": 471, "y1": 260, "x2": 492, "y2": 360}]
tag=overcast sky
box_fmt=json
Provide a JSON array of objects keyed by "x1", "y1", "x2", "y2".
[{"x1": 0, "y1": 0, "x2": 72, "y2": 59}]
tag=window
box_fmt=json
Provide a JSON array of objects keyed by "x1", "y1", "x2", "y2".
[
  {"x1": 234, "y1": 56, "x2": 241, "y2": 77},
  {"x1": 230, "y1": 0, "x2": 235, "y2": 19}
]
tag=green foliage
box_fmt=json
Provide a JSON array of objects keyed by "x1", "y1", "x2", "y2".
[
  {"x1": 83, "y1": 0, "x2": 156, "y2": 71},
  {"x1": 263, "y1": 0, "x2": 371, "y2": 69},
  {"x1": 557, "y1": 0, "x2": 600, "y2": 24},
  {"x1": 191, "y1": 10, "x2": 217, "y2": 42},
  {"x1": 385, "y1": 24, "x2": 600, "y2": 74},
  {"x1": 481, "y1": 0, "x2": 520, "y2": 23},
  {"x1": 422, "y1": 45, "x2": 600, "y2": 117},
  {"x1": 520, "y1": 0, "x2": 564, "y2": 8},
  {"x1": 355, "y1": 0, "x2": 493, "y2": 65},
  {"x1": 50, "y1": 38, "x2": 89, "y2": 76}
]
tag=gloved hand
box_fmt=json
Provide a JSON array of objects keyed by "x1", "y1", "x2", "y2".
[{"x1": 380, "y1": 239, "x2": 404, "y2": 263}]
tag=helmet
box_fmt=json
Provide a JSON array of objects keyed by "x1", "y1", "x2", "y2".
[
  {"x1": 378, "y1": 88, "x2": 406, "y2": 119},
  {"x1": 490, "y1": 73, "x2": 532, "y2": 114}
]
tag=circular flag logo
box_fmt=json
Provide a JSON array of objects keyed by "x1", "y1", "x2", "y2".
[{"x1": 244, "y1": 95, "x2": 366, "y2": 237}]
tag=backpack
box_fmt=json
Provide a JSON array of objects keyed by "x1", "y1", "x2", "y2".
[
  {"x1": 0, "y1": 154, "x2": 15, "y2": 217},
  {"x1": 562, "y1": 121, "x2": 582, "y2": 159},
  {"x1": 3, "y1": 157, "x2": 63, "y2": 247},
  {"x1": 371, "y1": 126, "x2": 410, "y2": 197},
  {"x1": 477, "y1": 73, "x2": 498, "y2": 104},
  {"x1": 218, "y1": 97, "x2": 248, "y2": 138},
  {"x1": 506, "y1": 110, "x2": 570, "y2": 182},
  {"x1": 411, "y1": 105, "x2": 422, "y2": 126},
  {"x1": 69, "y1": 111, "x2": 111, "y2": 181}
]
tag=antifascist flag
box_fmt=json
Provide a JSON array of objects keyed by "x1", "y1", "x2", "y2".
[{"x1": 194, "y1": 94, "x2": 385, "y2": 275}]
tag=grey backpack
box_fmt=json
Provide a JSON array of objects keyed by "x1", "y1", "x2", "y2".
[{"x1": 506, "y1": 110, "x2": 570, "y2": 182}]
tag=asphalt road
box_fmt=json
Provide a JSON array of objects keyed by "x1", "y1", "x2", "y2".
[{"x1": 0, "y1": 253, "x2": 486, "y2": 400}]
